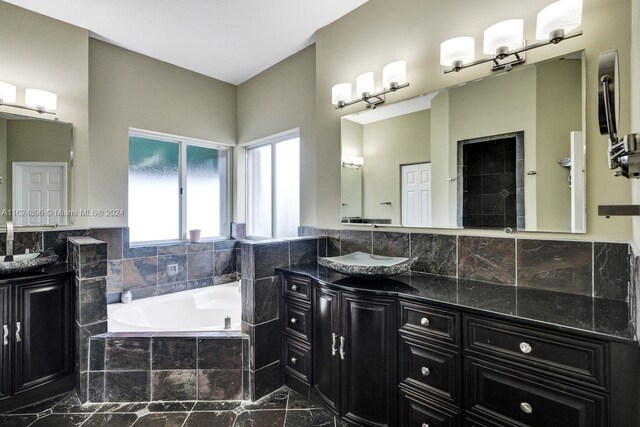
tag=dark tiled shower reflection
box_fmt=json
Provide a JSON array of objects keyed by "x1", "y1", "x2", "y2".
[{"x1": 462, "y1": 137, "x2": 519, "y2": 229}]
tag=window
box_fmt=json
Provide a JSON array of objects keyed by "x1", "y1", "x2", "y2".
[
  {"x1": 247, "y1": 132, "x2": 300, "y2": 238},
  {"x1": 128, "y1": 131, "x2": 230, "y2": 244}
]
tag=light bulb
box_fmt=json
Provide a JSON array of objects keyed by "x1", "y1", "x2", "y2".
[
  {"x1": 25, "y1": 88, "x2": 57, "y2": 112},
  {"x1": 382, "y1": 61, "x2": 407, "y2": 89},
  {"x1": 0, "y1": 81, "x2": 17, "y2": 104},
  {"x1": 536, "y1": 0, "x2": 583, "y2": 42},
  {"x1": 332, "y1": 83, "x2": 352, "y2": 106},
  {"x1": 356, "y1": 72, "x2": 375, "y2": 97}
]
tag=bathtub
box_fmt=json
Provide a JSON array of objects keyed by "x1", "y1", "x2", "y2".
[{"x1": 108, "y1": 282, "x2": 242, "y2": 332}]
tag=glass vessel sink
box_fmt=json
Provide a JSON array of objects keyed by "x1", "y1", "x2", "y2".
[
  {"x1": 0, "y1": 250, "x2": 58, "y2": 274},
  {"x1": 318, "y1": 251, "x2": 417, "y2": 278}
]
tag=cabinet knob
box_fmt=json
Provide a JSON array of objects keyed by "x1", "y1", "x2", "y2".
[
  {"x1": 520, "y1": 402, "x2": 533, "y2": 414},
  {"x1": 520, "y1": 342, "x2": 532, "y2": 354},
  {"x1": 290, "y1": 318, "x2": 297, "y2": 324},
  {"x1": 421, "y1": 367, "x2": 430, "y2": 376},
  {"x1": 422, "y1": 424, "x2": 430, "y2": 427},
  {"x1": 290, "y1": 357, "x2": 297, "y2": 364},
  {"x1": 291, "y1": 284, "x2": 298, "y2": 291},
  {"x1": 420, "y1": 317, "x2": 430, "y2": 326}
]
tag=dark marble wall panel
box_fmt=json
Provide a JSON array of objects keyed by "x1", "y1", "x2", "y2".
[
  {"x1": 45, "y1": 229, "x2": 90, "y2": 259},
  {"x1": 188, "y1": 251, "x2": 214, "y2": 280},
  {"x1": 290, "y1": 238, "x2": 318, "y2": 265},
  {"x1": 122, "y1": 257, "x2": 157, "y2": 290},
  {"x1": 198, "y1": 339, "x2": 243, "y2": 370},
  {"x1": 231, "y1": 222, "x2": 247, "y2": 240},
  {"x1": 214, "y1": 240, "x2": 237, "y2": 251},
  {"x1": 517, "y1": 239, "x2": 592, "y2": 295},
  {"x1": 458, "y1": 236, "x2": 515, "y2": 285},
  {"x1": 105, "y1": 371, "x2": 150, "y2": 402},
  {"x1": 152, "y1": 370, "x2": 196, "y2": 401},
  {"x1": 157, "y1": 282, "x2": 189, "y2": 295},
  {"x1": 253, "y1": 319, "x2": 281, "y2": 370},
  {"x1": 157, "y1": 254, "x2": 187, "y2": 285},
  {"x1": 340, "y1": 230, "x2": 372, "y2": 255},
  {"x1": 594, "y1": 242, "x2": 630, "y2": 301},
  {"x1": 77, "y1": 278, "x2": 108, "y2": 325},
  {"x1": 105, "y1": 337, "x2": 151, "y2": 371},
  {"x1": 90, "y1": 228, "x2": 123, "y2": 260},
  {"x1": 253, "y1": 361, "x2": 284, "y2": 400},
  {"x1": 253, "y1": 277, "x2": 279, "y2": 324},
  {"x1": 373, "y1": 232, "x2": 410, "y2": 258},
  {"x1": 157, "y1": 244, "x2": 187, "y2": 255},
  {"x1": 152, "y1": 338, "x2": 196, "y2": 370},
  {"x1": 12, "y1": 232, "x2": 43, "y2": 255},
  {"x1": 197, "y1": 369, "x2": 243, "y2": 400},
  {"x1": 215, "y1": 249, "x2": 236, "y2": 276},
  {"x1": 188, "y1": 242, "x2": 214, "y2": 253},
  {"x1": 410, "y1": 234, "x2": 457, "y2": 276},
  {"x1": 253, "y1": 242, "x2": 289, "y2": 280}
]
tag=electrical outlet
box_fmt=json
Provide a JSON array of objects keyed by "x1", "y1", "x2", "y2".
[{"x1": 167, "y1": 263, "x2": 179, "y2": 276}]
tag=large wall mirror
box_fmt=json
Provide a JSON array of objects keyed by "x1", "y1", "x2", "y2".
[
  {"x1": 0, "y1": 112, "x2": 73, "y2": 227},
  {"x1": 341, "y1": 50, "x2": 586, "y2": 234}
]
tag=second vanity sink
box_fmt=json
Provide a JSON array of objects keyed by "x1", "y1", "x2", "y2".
[
  {"x1": 318, "y1": 251, "x2": 417, "y2": 278},
  {"x1": 0, "y1": 253, "x2": 40, "y2": 263},
  {"x1": 0, "y1": 250, "x2": 59, "y2": 275}
]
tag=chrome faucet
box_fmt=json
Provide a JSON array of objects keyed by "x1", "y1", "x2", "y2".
[{"x1": 5, "y1": 221, "x2": 13, "y2": 261}]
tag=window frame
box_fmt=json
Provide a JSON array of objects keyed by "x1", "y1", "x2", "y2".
[
  {"x1": 128, "y1": 128, "x2": 233, "y2": 246},
  {"x1": 245, "y1": 129, "x2": 300, "y2": 239}
]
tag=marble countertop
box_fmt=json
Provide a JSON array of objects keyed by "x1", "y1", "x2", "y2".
[
  {"x1": 277, "y1": 263, "x2": 637, "y2": 345},
  {"x1": 0, "y1": 262, "x2": 75, "y2": 285}
]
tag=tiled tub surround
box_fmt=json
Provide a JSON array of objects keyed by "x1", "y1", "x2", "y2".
[
  {"x1": 86, "y1": 333, "x2": 249, "y2": 403},
  {"x1": 0, "y1": 227, "x2": 241, "y2": 303},
  {"x1": 239, "y1": 237, "x2": 321, "y2": 400},
  {"x1": 299, "y1": 226, "x2": 632, "y2": 301}
]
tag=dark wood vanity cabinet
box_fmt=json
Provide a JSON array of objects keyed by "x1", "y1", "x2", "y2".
[
  {"x1": 280, "y1": 272, "x2": 640, "y2": 427},
  {"x1": 0, "y1": 272, "x2": 74, "y2": 412}
]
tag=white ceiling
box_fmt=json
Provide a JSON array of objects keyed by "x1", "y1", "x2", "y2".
[
  {"x1": 4, "y1": 0, "x2": 368, "y2": 85},
  {"x1": 345, "y1": 92, "x2": 440, "y2": 125}
]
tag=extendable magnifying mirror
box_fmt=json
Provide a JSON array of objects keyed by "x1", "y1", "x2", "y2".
[{"x1": 598, "y1": 50, "x2": 640, "y2": 178}]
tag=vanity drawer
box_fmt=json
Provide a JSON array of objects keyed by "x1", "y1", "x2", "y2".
[
  {"x1": 400, "y1": 334, "x2": 460, "y2": 407},
  {"x1": 464, "y1": 316, "x2": 608, "y2": 390},
  {"x1": 465, "y1": 356, "x2": 607, "y2": 427},
  {"x1": 282, "y1": 275, "x2": 311, "y2": 303},
  {"x1": 283, "y1": 338, "x2": 311, "y2": 384},
  {"x1": 399, "y1": 387, "x2": 460, "y2": 427},
  {"x1": 400, "y1": 300, "x2": 460, "y2": 348},
  {"x1": 283, "y1": 299, "x2": 312, "y2": 342}
]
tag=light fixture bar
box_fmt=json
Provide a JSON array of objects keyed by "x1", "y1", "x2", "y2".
[
  {"x1": 443, "y1": 30, "x2": 582, "y2": 74},
  {"x1": 335, "y1": 82, "x2": 410, "y2": 110},
  {"x1": 0, "y1": 99, "x2": 56, "y2": 115}
]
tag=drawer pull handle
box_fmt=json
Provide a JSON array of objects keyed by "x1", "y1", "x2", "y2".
[
  {"x1": 520, "y1": 342, "x2": 532, "y2": 354},
  {"x1": 2, "y1": 324, "x2": 8, "y2": 346},
  {"x1": 520, "y1": 402, "x2": 533, "y2": 414},
  {"x1": 290, "y1": 357, "x2": 297, "y2": 364},
  {"x1": 291, "y1": 284, "x2": 298, "y2": 291},
  {"x1": 331, "y1": 333, "x2": 337, "y2": 356},
  {"x1": 15, "y1": 322, "x2": 21, "y2": 343},
  {"x1": 421, "y1": 367, "x2": 430, "y2": 376},
  {"x1": 290, "y1": 318, "x2": 297, "y2": 324},
  {"x1": 420, "y1": 317, "x2": 430, "y2": 326},
  {"x1": 339, "y1": 336, "x2": 346, "y2": 360}
]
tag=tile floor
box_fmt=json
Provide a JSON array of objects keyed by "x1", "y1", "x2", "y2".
[{"x1": 0, "y1": 387, "x2": 355, "y2": 426}]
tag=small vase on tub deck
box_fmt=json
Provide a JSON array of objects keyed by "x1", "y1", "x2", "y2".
[{"x1": 189, "y1": 229, "x2": 201, "y2": 243}]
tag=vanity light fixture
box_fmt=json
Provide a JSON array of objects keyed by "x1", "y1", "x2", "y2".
[
  {"x1": 332, "y1": 60, "x2": 410, "y2": 109},
  {"x1": 342, "y1": 155, "x2": 364, "y2": 169},
  {"x1": 0, "y1": 81, "x2": 57, "y2": 115},
  {"x1": 441, "y1": 0, "x2": 583, "y2": 74}
]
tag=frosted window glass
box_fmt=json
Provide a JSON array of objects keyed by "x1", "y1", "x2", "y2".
[
  {"x1": 247, "y1": 144, "x2": 272, "y2": 237},
  {"x1": 128, "y1": 136, "x2": 180, "y2": 243},
  {"x1": 275, "y1": 138, "x2": 300, "y2": 238},
  {"x1": 186, "y1": 145, "x2": 228, "y2": 238}
]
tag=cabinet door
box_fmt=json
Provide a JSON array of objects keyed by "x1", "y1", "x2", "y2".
[
  {"x1": 0, "y1": 286, "x2": 11, "y2": 401},
  {"x1": 340, "y1": 292, "x2": 396, "y2": 427},
  {"x1": 13, "y1": 278, "x2": 73, "y2": 394},
  {"x1": 313, "y1": 286, "x2": 341, "y2": 413}
]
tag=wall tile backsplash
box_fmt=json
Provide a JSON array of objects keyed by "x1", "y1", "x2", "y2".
[{"x1": 300, "y1": 226, "x2": 632, "y2": 301}]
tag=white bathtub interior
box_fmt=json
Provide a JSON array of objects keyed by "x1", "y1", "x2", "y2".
[{"x1": 108, "y1": 281, "x2": 242, "y2": 332}]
